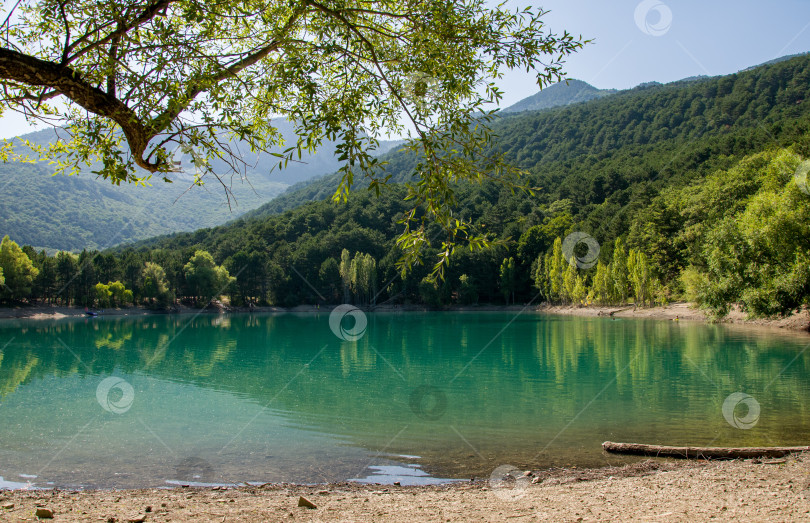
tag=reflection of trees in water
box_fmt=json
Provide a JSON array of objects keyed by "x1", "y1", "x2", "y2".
[
  {"x1": 0, "y1": 314, "x2": 808, "y2": 447},
  {"x1": 0, "y1": 315, "x2": 246, "y2": 397},
  {"x1": 93, "y1": 322, "x2": 134, "y2": 351},
  {"x1": 0, "y1": 351, "x2": 39, "y2": 398},
  {"x1": 183, "y1": 341, "x2": 236, "y2": 378}
]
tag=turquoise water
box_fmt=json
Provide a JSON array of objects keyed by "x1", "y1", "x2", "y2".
[{"x1": 0, "y1": 311, "x2": 808, "y2": 489}]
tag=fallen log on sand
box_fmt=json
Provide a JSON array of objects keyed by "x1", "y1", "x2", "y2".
[{"x1": 602, "y1": 441, "x2": 810, "y2": 460}]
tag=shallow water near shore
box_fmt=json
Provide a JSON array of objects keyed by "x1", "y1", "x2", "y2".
[{"x1": 0, "y1": 311, "x2": 808, "y2": 489}]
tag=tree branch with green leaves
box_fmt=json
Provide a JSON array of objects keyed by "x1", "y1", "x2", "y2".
[{"x1": 0, "y1": 0, "x2": 586, "y2": 276}]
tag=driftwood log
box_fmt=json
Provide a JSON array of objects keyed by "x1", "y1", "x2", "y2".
[{"x1": 602, "y1": 441, "x2": 810, "y2": 460}]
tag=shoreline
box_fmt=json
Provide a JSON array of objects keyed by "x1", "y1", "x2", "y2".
[
  {"x1": 537, "y1": 301, "x2": 810, "y2": 333},
  {"x1": 2, "y1": 301, "x2": 808, "y2": 333},
  {"x1": 1, "y1": 456, "x2": 808, "y2": 521}
]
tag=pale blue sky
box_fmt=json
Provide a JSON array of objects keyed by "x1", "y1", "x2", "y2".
[
  {"x1": 496, "y1": 0, "x2": 810, "y2": 104},
  {"x1": 1, "y1": 0, "x2": 809, "y2": 137}
]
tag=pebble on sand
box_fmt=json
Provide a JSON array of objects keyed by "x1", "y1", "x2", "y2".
[
  {"x1": 298, "y1": 496, "x2": 317, "y2": 509},
  {"x1": 35, "y1": 507, "x2": 54, "y2": 518}
]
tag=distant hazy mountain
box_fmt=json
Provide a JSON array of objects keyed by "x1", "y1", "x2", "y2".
[
  {"x1": 1, "y1": 122, "x2": 400, "y2": 251},
  {"x1": 502, "y1": 79, "x2": 617, "y2": 113},
  {"x1": 739, "y1": 52, "x2": 809, "y2": 72},
  {"x1": 0, "y1": 159, "x2": 290, "y2": 252},
  {"x1": 13, "y1": 121, "x2": 401, "y2": 186}
]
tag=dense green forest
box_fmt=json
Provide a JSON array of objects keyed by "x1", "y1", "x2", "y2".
[
  {"x1": 2, "y1": 55, "x2": 810, "y2": 318},
  {"x1": 241, "y1": 54, "x2": 810, "y2": 221},
  {"x1": 0, "y1": 122, "x2": 408, "y2": 252},
  {"x1": 0, "y1": 78, "x2": 599, "y2": 252}
]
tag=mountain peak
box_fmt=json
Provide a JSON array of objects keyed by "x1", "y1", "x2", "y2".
[{"x1": 502, "y1": 79, "x2": 617, "y2": 114}]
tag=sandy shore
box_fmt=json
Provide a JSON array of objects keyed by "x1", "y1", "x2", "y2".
[
  {"x1": 1, "y1": 456, "x2": 808, "y2": 521},
  {"x1": 536, "y1": 302, "x2": 810, "y2": 333},
  {"x1": 2, "y1": 301, "x2": 808, "y2": 333}
]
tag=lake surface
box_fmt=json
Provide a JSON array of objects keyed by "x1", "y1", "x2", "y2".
[{"x1": 0, "y1": 311, "x2": 808, "y2": 489}]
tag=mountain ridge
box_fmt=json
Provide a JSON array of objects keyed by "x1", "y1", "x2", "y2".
[
  {"x1": 121, "y1": 53, "x2": 810, "y2": 271},
  {"x1": 502, "y1": 78, "x2": 617, "y2": 113},
  {"x1": 3, "y1": 53, "x2": 809, "y2": 252},
  {"x1": 238, "y1": 54, "x2": 810, "y2": 224}
]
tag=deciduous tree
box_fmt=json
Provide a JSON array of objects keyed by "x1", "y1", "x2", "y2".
[
  {"x1": 0, "y1": 0, "x2": 584, "y2": 275},
  {"x1": 499, "y1": 256, "x2": 516, "y2": 304},
  {"x1": 0, "y1": 235, "x2": 39, "y2": 301},
  {"x1": 142, "y1": 261, "x2": 172, "y2": 307},
  {"x1": 183, "y1": 250, "x2": 234, "y2": 304}
]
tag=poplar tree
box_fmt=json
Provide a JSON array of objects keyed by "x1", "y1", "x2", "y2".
[
  {"x1": 562, "y1": 256, "x2": 577, "y2": 304},
  {"x1": 589, "y1": 261, "x2": 612, "y2": 305},
  {"x1": 611, "y1": 238, "x2": 629, "y2": 304},
  {"x1": 628, "y1": 248, "x2": 652, "y2": 307},
  {"x1": 548, "y1": 237, "x2": 565, "y2": 303},
  {"x1": 499, "y1": 257, "x2": 517, "y2": 304},
  {"x1": 339, "y1": 249, "x2": 352, "y2": 303}
]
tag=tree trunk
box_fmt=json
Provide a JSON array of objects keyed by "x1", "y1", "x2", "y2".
[{"x1": 602, "y1": 441, "x2": 810, "y2": 459}]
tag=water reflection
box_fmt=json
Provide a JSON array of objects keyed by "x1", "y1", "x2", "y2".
[{"x1": 0, "y1": 312, "x2": 808, "y2": 488}]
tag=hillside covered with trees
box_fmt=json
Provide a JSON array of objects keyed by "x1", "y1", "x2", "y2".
[
  {"x1": 0, "y1": 119, "x2": 367, "y2": 251},
  {"x1": 2, "y1": 55, "x2": 810, "y2": 319},
  {"x1": 0, "y1": 160, "x2": 288, "y2": 252},
  {"x1": 0, "y1": 76, "x2": 595, "y2": 253}
]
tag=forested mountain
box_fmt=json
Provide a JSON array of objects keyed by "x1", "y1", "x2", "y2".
[
  {"x1": 0, "y1": 122, "x2": 401, "y2": 251},
  {"x1": 244, "y1": 53, "x2": 810, "y2": 221},
  {"x1": 501, "y1": 79, "x2": 616, "y2": 113},
  {"x1": 0, "y1": 75, "x2": 648, "y2": 252},
  {"x1": 0, "y1": 159, "x2": 288, "y2": 252},
  {"x1": 740, "y1": 52, "x2": 809, "y2": 71},
  {"x1": 238, "y1": 79, "x2": 614, "y2": 219},
  {"x1": 5, "y1": 54, "x2": 810, "y2": 318}
]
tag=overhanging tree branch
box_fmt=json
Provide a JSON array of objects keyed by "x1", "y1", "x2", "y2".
[
  {"x1": 0, "y1": 0, "x2": 586, "y2": 276},
  {"x1": 0, "y1": 46, "x2": 155, "y2": 168}
]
